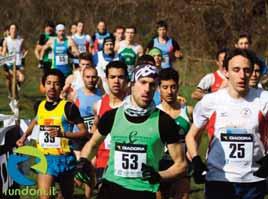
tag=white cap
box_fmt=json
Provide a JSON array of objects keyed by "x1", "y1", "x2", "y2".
[{"x1": 56, "y1": 24, "x2": 65, "y2": 32}]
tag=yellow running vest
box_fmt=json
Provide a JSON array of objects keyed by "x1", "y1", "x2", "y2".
[{"x1": 36, "y1": 100, "x2": 71, "y2": 155}]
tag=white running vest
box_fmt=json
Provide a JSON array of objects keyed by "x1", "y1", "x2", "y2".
[{"x1": 193, "y1": 88, "x2": 268, "y2": 183}]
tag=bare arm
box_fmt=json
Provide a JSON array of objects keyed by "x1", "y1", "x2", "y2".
[
  {"x1": 16, "y1": 119, "x2": 37, "y2": 146},
  {"x1": 185, "y1": 123, "x2": 203, "y2": 159},
  {"x1": 2, "y1": 39, "x2": 7, "y2": 56},
  {"x1": 69, "y1": 38, "x2": 79, "y2": 57},
  {"x1": 40, "y1": 40, "x2": 52, "y2": 60},
  {"x1": 34, "y1": 44, "x2": 42, "y2": 60},
  {"x1": 159, "y1": 142, "x2": 187, "y2": 180},
  {"x1": 80, "y1": 129, "x2": 106, "y2": 160},
  {"x1": 191, "y1": 88, "x2": 205, "y2": 101}
]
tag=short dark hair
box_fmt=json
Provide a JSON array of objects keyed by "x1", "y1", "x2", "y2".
[
  {"x1": 216, "y1": 48, "x2": 229, "y2": 61},
  {"x1": 236, "y1": 32, "x2": 252, "y2": 44},
  {"x1": 45, "y1": 20, "x2": 55, "y2": 28},
  {"x1": 105, "y1": 60, "x2": 128, "y2": 78},
  {"x1": 159, "y1": 68, "x2": 179, "y2": 85},
  {"x1": 136, "y1": 55, "x2": 156, "y2": 66},
  {"x1": 223, "y1": 48, "x2": 254, "y2": 70},
  {"x1": 156, "y1": 20, "x2": 168, "y2": 29},
  {"x1": 125, "y1": 25, "x2": 136, "y2": 33},
  {"x1": 41, "y1": 69, "x2": 65, "y2": 88},
  {"x1": 79, "y1": 52, "x2": 92, "y2": 63},
  {"x1": 114, "y1": 25, "x2": 125, "y2": 32}
]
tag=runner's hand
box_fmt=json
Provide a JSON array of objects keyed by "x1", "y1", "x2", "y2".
[
  {"x1": 48, "y1": 127, "x2": 64, "y2": 137},
  {"x1": 16, "y1": 135, "x2": 26, "y2": 147},
  {"x1": 141, "y1": 163, "x2": 161, "y2": 184},
  {"x1": 254, "y1": 155, "x2": 268, "y2": 178},
  {"x1": 192, "y1": 155, "x2": 207, "y2": 184},
  {"x1": 75, "y1": 158, "x2": 95, "y2": 186},
  {"x1": 38, "y1": 60, "x2": 44, "y2": 68}
]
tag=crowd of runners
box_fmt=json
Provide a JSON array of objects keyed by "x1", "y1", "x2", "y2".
[{"x1": 0, "y1": 19, "x2": 268, "y2": 199}]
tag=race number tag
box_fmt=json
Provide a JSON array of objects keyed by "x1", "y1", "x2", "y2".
[
  {"x1": 83, "y1": 115, "x2": 94, "y2": 131},
  {"x1": 56, "y1": 55, "x2": 68, "y2": 65},
  {"x1": 114, "y1": 143, "x2": 147, "y2": 177},
  {"x1": 221, "y1": 128, "x2": 253, "y2": 172},
  {"x1": 39, "y1": 125, "x2": 61, "y2": 148},
  {"x1": 15, "y1": 53, "x2": 22, "y2": 66},
  {"x1": 78, "y1": 45, "x2": 86, "y2": 53}
]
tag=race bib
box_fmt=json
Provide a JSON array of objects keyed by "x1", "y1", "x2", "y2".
[
  {"x1": 38, "y1": 125, "x2": 61, "y2": 148},
  {"x1": 83, "y1": 115, "x2": 94, "y2": 131},
  {"x1": 220, "y1": 128, "x2": 253, "y2": 173},
  {"x1": 78, "y1": 45, "x2": 86, "y2": 53},
  {"x1": 162, "y1": 54, "x2": 169, "y2": 65},
  {"x1": 55, "y1": 54, "x2": 68, "y2": 65},
  {"x1": 114, "y1": 143, "x2": 147, "y2": 177}
]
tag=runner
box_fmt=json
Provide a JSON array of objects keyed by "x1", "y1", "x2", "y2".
[
  {"x1": 234, "y1": 32, "x2": 251, "y2": 50},
  {"x1": 146, "y1": 20, "x2": 182, "y2": 68},
  {"x1": 116, "y1": 25, "x2": 143, "y2": 77},
  {"x1": 16, "y1": 69, "x2": 88, "y2": 199},
  {"x1": 92, "y1": 21, "x2": 111, "y2": 54},
  {"x1": 62, "y1": 52, "x2": 93, "y2": 100},
  {"x1": 69, "y1": 23, "x2": 77, "y2": 37},
  {"x1": 91, "y1": 60, "x2": 128, "y2": 185},
  {"x1": 113, "y1": 25, "x2": 125, "y2": 48},
  {"x1": 76, "y1": 63, "x2": 187, "y2": 199},
  {"x1": 93, "y1": 36, "x2": 119, "y2": 94},
  {"x1": 186, "y1": 48, "x2": 268, "y2": 199},
  {"x1": 40, "y1": 24, "x2": 79, "y2": 77},
  {"x1": 34, "y1": 20, "x2": 55, "y2": 74},
  {"x1": 249, "y1": 52, "x2": 266, "y2": 89},
  {"x1": 191, "y1": 48, "x2": 228, "y2": 100},
  {"x1": 157, "y1": 68, "x2": 192, "y2": 199},
  {"x1": 148, "y1": 47, "x2": 163, "y2": 69},
  {"x1": 72, "y1": 21, "x2": 92, "y2": 67},
  {"x1": 2, "y1": 23, "x2": 27, "y2": 98},
  {"x1": 72, "y1": 66, "x2": 102, "y2": 199}
]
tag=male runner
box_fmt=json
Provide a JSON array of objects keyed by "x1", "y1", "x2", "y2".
[
  {"x1": 2, "y1": 23, "x2": 27, "y2": 97},
  {"x1": 157, "y1": 68, "x2": 192, "y2": 199},
  {"x1": 62, "y1": 52, "x2": 92, "y2": 100},
  {"x1": 113, "y1": 25, "x2": 125, "y2": 48},
  {"x1": 191, "y1": 48, "x2": 228, "y2": 100},
  {"x1": 16, "y1": 69, "x2": 87, "y2": 199},
  {"x1": 72, "y1": 66, "x2": 101, "y2": 199},
  {"x1": 116, "y1": 26, "x2": 143, "y2": 77},
  {"x1": 235, "y1": 32, "x2": 251, "y2": 50},
  {"x1": 146, "y1": 20, "x2": 182, "y2": 68},
  {"x1": 249, "y1": 53, "x2": 266, "y2": 89},
  {"x1": 40, "y1": 24, "x2": 79, "y2": 77},
  {"x1": 35, "y1": 20, "x2": 55, "y2": 74},
  {"x1": 69, "y1": 23, "x2": 77, "y2": 37},
  {"x1": 93, "y1": 36, "x2": 119, "y2": 93},
  {"x1": 186, "y1": 48, "x2": 268, "y2": 199},
  {"x1": 72, "y1": 21, "x2": 92, "y2": 66},
  {"x1": 92, "y1": 21, "x2": 111, "y2": 54},
  {"x1": 77, "y1": 63, "x2": 187, "y2": 199},
  {"x1": 148, "y1": 47, "x2": 163, "y2": 69}
]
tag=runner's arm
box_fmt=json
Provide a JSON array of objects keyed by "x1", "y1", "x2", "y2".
[
  {"x1": 185, "y1": 124, "x2": 203, "y2": 159},
  {"x1": 80, "y1": 129, "x2": 106, "y2": 160},
  {"x1": 39, "y1": 39, "x2": 52, "y2": 61},
  {"x1": 34, "y1": 44, "x2": 42, "y2": 60},
  {"x1": 69, "y1": 38, "x2": 79, "y2": 57},
  {"x1": 16, "y1": 119, "x2": 37, "y2": 146},
  {"x1": 191, "y1": 88, "x2": 206, "y2": 101},
  {"x1": 1, "y1": 39, "x2": 7, "y2": 56},
  {"x1": 159, "y1": 142, "x2": 187, "y2": 180}
]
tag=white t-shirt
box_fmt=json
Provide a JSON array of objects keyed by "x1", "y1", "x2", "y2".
[{"x1": 193, "y1": 88, "x2": 268, "y2": 182}]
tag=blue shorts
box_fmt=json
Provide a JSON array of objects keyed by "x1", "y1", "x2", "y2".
[
  {"x1": 205, "y1": 180, "x2": 266, "y2": 199},
  {"x1": 37, "y1": 154, "x2": 76, "y2": 177}
]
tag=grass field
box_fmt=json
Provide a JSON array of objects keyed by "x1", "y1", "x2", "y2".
[{"x1": 1, "y1": 50, "x2": 266, "y2": 199}]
